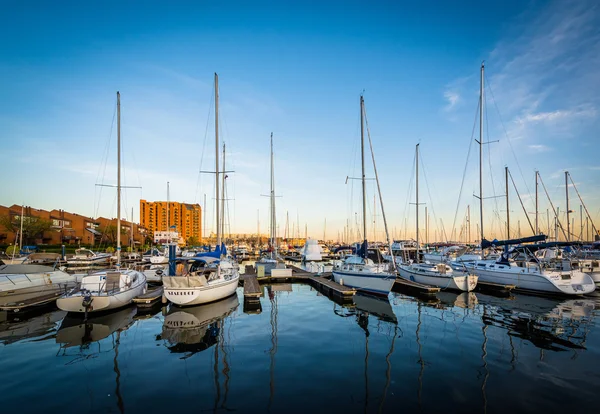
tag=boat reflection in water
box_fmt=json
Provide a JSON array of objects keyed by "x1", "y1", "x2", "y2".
[
  {"x1": 477, "y1": 293, "x2": 595, "y2": 353},
  {"x1": 0, "y1": 308, "x2": 66, "y2": 345},
  {"x1": 162, "y1": 293, "x2": 239, "y2": 358},
  {"x1": 56, "y1": 306, "x2": 137, "y2": 348}
]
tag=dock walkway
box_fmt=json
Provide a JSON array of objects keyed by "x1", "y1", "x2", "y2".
[{"x1": 132, "y1": 286, "x2": 164, "y2": 307}]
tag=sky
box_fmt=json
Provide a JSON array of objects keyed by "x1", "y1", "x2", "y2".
[{"x1": 1, "y1": 0, "x2": 599, "y2": 242}]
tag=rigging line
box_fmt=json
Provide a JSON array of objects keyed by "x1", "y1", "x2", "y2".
[
  {"x1": 538, "y1": 173, "x2": 569, "y2": 240},
  {"x1": 402, "y1": 150, "x2": 416, "y2": 236},
  {"x1": 194, "y1": 80, "x2": 215, "y2": 204},
  {"x1": 484, "y1": 92, "x2": 501, "y2": 236},
  {"x1": 95, "y1": 102, "x2": 117, "y2": 219},
  {"x1": 485, "y1": 73, "x2": 534, "y2": 208},
  {"x1": 420, "y1": 152, "x2": 447, "y2": 242},
  {"x1": 508, "y1": 169, "x2": 535, "y2": 234},
  {"x1": 451, "y1": 99, "x2": 479, "y2": 240}
]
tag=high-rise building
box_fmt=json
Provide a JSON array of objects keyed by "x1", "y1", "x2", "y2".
[{"x1": 139, "y1": 200, "x2": 202, "y2": 244}]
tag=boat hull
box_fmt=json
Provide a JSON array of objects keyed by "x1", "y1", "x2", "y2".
[
  {"x1": 397, "y1": 267, "x2": 478, "y2": 292},
  {"x1": 332, "y1": 271, "x2": 394, "y2": 296},
  {"x1": 466, "y1": 264, "x2": 596, "y2": 295},
  {"x1": 57, "y1": 280, "x2": 146, "y2": 313},
  {"x1": 164, "y1": 277, "x2": 239, "y2": 306}
]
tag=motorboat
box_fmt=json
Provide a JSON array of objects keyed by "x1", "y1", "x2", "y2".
[
  {"x1": 0, "y1": 264, "x2": 79, "y2": 309},
  {"x1": 66, "y1": 249, "x2": 111, "y2": 266}
]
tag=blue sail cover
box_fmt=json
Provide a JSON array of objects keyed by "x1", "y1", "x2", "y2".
[
  {"x1": 195, "y1": 243, "x2": 227, "y2": 259},
  {"x1": 358, "y1": 240, "x2": 368, "y2": 258},
  {"x1": 481, "y1": 235, "x2": 546, "y2": 249}
]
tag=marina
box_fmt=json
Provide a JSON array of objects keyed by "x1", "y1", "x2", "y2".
[
  {"x1": 1, "y1": 1, "x2": 600, "y2": 413},
  {"x1": 1, "y1": 283, "x2": 599, "y2": 413}
]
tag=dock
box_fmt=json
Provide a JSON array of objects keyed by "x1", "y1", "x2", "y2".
[
  {"x1": 241, "y1": 264, "x2": 355, "y2": 303},
  {"x1": 393, "y1": 277, "x2": 441, "y2": 296},
  {"x1": 133, "y1": 286, "x2": 164, "y2": 307}
]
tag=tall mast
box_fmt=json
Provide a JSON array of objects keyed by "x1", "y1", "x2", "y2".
[
  {"x1": 214, "y1": 73, "x2": 221, "y2": 249},
  {"x1": 167, "y1": 181, "x2": 170, "y2": 242},
  {"x1": 130, "y1": 207, "x2": 134, "y2": 249},
  {"x1": 360, "y1": 95, "x2": 367, "y2": 256},
  {"x1": 415, "y1": 144, "x2": 420, "y2": 263},
  {"x1": 535, "y1": 171, "x2": 539, "y2": 235},
  {"x1": 478, "y1": 62, "x2": 484, "y2": 245},
  {"x1": 116, "y1": 91, "x2": 121, "y2": 266},
  {"x1": 565, "y1": 171, "x2": 570, "y2": 242},
  {"x1": 467, "y1": 205, "x2": 471, "y2": 244},
  {"x1": 505, "y1": 166, "x2": 510, "y2": 239},
  {"x1": 221, "y1": 142, "x2": 226, "y2": 240},
  {"x1": 270, "y1": 132, "x2": 276, "y2": 258},
  {"x1": 19, "y1": 204, "x2": 24, "y2": 250}
]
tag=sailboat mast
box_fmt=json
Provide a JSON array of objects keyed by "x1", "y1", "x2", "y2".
[
  {"x1": 478, "y1": 63, "x2": 484, "y2": 244},
  {"x1": 565, "y1": 171, "x2": 570, "y2": 242},
  {"x1": 535, "y1": 170, "x2": 539, "y2": 235},
  {"x1": 360, "y1": 95, "x2": 367, "y2": 256},
  {"x1": 116, "y1": 91, "x2": 121, "y2": 266},
  {"x1": 270, "y1": 133, "x2": 277, "y2": 258},
  {"x1": 415, "y1": 144, "x2": 419, "y2": 263},
  {"x1": 19, "y1": 204, "x2": 24, "y2": 250},
  {"x1": 505, "y1": 167, "x2": 510, "y2": 239},
  {"x1": 167, "y1": 181, "x2": 170, "y2": 243},
  {"x1": 215, "y1": 73, "x2": 221, "y2": 249},
  {"x1": 221, "y1": 143, "x2": 226, "y2": 240}
]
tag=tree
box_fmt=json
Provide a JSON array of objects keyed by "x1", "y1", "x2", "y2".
[
  {"x1": 187, "y1": 236, "x2": 200, "y2": 246},
  {"x1": 101, "y1": 224, "x2": 127, "y2": 245},
  {"x1": 0, "y1": 214, "x2": 53, "y2": 245}
]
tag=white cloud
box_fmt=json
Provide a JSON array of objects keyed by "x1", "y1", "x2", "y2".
[
  {"x1": 443, "y1": 90, "x2": 460, "y2": 111},
  {"x1": 528, "y1": 144, "x2": 551, "y2": 152}
]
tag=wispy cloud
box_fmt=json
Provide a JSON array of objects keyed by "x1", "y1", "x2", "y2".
[
  {"x1": 528, "y1": 144, "x2": 551, "y2": 153},
  {"x1": 443, "y1": 90, "x2": 460, "y2": 111}
]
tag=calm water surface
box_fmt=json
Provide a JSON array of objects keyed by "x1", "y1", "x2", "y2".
[{"x1": 1, "y1": 284, "x2": 599, "y2": 414}]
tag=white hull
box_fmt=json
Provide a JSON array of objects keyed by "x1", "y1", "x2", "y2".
[
  {"x1": 66, "y1": 257, "x2": 110, "y2": 266},
  {"x1": 164, "y1": 276, "x2": 239, "y2": 306},
  {"x1": 332, "y1": 271, "x2": 394, "y2": 296},
  {"x1": 57, "y1": 271, "x2": 147, "y2": 313},
  {"x1": 1, "y1": 266, "x2": 79, "y2": 307},
  {"x1": 300, "y1": 261, "x2": 334, "y2": 275},
  {"x1": 465, "y1": 262, "x2": 596, "y2": 295},
  {"x1": 397, "y1": 266, "x2": 478, "y2": 292}
]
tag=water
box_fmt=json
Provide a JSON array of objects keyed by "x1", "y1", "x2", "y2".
[{"x1": 1, "y1": 285, "x2": 599, "y2": 413}]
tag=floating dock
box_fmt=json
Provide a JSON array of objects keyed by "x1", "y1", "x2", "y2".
[
  {"x1": 241, "y1": 265, "x2": 355, "y2": 303},
  {"x1": 475, "y1": 281, "x2": 516, "y2": 295},
  {"x1": 132, "y1": 286, "x2": 164, "y2": 307}
]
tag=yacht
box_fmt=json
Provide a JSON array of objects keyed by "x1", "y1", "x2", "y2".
[{"x1": 66, "y1": 249, "x2": 111, "y2": 266}]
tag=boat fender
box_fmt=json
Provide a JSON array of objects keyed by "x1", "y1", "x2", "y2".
[{"x1": 156, "y1": 269, "x2": 163, "y2": 276}]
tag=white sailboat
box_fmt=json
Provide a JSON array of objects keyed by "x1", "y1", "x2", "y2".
[
  {"x1": 332, "y1": 95, "x2": 396, "y2": 296},
  {"x1": 163, "y1": 73, "x2": 240, "y2": 306},
  {"x1": 397, "y1": 144, "x2": 478, "y2": 292},
  {"x1": 57, "y1": 92, "x2": 147, "y2": 314},
  {"x1": 300, "y1": 238, "x2": 334, "y2": 274},
  {"x1": 463, "y1": 63, "x2": 595, "y2": 296},
  {"x1": 256, "y1": 132, "x2": 290, "y2": 276}
]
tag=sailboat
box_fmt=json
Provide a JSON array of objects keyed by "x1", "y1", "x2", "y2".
[
  {"x1": 57, "y1": 92, "x2": 147, "y2": 314},
  {"x1": 256, "y1": 132, "x2": 289, "y2": 276},
  {"x1": 397, "y1": 144, "x2": 478, "y2": 291},
  {"x1": 462, "y1": 63, "x2": 595, "y2": 296},
  {"x1": 162, "y1": 73, "x2": 240, "y2": 306},
  {"x1": 332, "y1": 96, "x2": 396, "y2": 296}
]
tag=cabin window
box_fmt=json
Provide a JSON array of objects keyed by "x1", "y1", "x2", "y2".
[{"x1": 490, "y1": 265, "x2": 495, "y2": 268}]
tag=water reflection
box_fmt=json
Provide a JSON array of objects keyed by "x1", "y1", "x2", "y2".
[
  {"x1": 56, "y1": 306, "x2": 137, "y2": 348},
  {"x1": 0, "y1": 308, "x2": 65, "y2": 345},
  {"x1": 477, "y1": 293, "x2": 594, "y2": 353},
  {"x1": 161, "y1": 293, "x2": 239, "y2": 358}
]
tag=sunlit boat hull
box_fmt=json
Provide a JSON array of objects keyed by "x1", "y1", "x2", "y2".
[
  {"x1": 397, "y1": 265, "x2": 478, "y2": 292},
  {"x1": 164, "y1": 276, "x2": 239, "y2": 306},
  {"x1": 332, "y1": 271, "x2": 395, "y2": 296}
]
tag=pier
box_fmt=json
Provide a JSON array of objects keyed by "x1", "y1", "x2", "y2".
[
  {"x1": 393, "y1": 277, "x2": 441, "y2": 296},
  {"x1": 132, "y1": 286, "x2": 164, "y2": 307}
]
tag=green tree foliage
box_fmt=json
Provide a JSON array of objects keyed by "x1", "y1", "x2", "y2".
[
  {"x1": 0, "y1": 214, "x2": 53, "y2": 245},
  {"x1": 186, "y1": 236, "x2": 200, "y2": 246}
]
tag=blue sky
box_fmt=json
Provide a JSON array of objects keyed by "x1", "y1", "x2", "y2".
[{"x1": 1, "y1": 0, "x2": 599, "y2": 242}]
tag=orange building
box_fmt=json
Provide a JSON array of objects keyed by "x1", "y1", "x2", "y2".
[{"x1": 139, "y1": 200, "x2": 202, "y2": 244}]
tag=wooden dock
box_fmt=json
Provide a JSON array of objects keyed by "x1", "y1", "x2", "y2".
[
  {"x1": 133, "y1": 286, "x2": 164, "y2": 307},
  {"x1": 241, "y1": 265, "x2": 355, "y2": 303},
  {"x1": 393, "y1": 277, "x2": 441, "y2": 296}
]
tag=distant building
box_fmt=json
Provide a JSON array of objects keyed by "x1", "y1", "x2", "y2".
[
  {"x1": 153, "y1": 231, "x2": 180, "y2": 244},
  {"x1": 140, "y1": 200, "x2": 202, "y2": 245}
]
